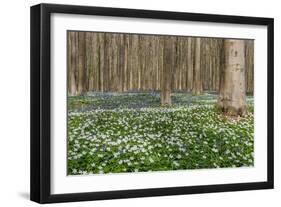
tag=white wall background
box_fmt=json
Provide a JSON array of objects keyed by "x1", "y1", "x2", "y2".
[{"x1": 0, "y1": 0, "x2": 279, "y2": 206}]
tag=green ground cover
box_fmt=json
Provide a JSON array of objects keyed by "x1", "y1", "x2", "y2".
[{"x1": 67, "y1": 92, "x2": 254, "y2": 175}]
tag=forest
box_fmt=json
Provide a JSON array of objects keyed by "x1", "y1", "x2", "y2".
[
  {"x1": 67, "y1": 32, "x2": 254, "y2": 94},
  {"x1": 67, "y1": 31, "x2": 254, "y2": 175}
]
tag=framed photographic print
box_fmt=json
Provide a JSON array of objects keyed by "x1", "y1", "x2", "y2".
[{"x1": 30, "y1": 3, "x2": 274, "y2": 203}]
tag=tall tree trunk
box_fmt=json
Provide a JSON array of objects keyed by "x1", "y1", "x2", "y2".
[
  {"x1": 217, "y1": 39, "x2": 247, "y2": 116},
  {"x1": 77, "y1": 32, "x2": 86, "y2": 95},
  {"x1": 245, "y1": 40, "x2": 254, "y2": 95},
  {"x1": 192, "y1": 38, "x2": 203, "y2": 95},
  {"x1": 187, "y1": 38, "x2": 193, "y2": 91},
  {"x1": 161, "y1": 37, "x2": 173, "y2": 106},
  {"x1": 98, "y1": 33, "x2": 105, "y2": 92},
  {"x1": 68, "y1": 32, "x2": 77, "y2": 95}
]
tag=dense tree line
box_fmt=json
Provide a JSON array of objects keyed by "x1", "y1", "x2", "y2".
[{"x1": 67, "y1": 31, "x2": 254, "y2": 96}]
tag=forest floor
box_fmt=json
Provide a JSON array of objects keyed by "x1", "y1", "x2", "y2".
[{"x1": 67, "y1": 92, "x2": 254, "y2": 175}]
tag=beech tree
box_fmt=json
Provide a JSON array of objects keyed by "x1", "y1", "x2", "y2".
[
  {"x1": 187, "y1": 38, "x2": 194, "y2": 90},
  {"x1": 192, "y1": 38, "x2": 203, "y2": 95},
  {"x1": 77, "y1": 32, "x2": 86, "y2": 95},
  {"x1": 67, "y1": 32, "x2": 254, "y2": 95},
  {"x1": 68, "y1": 32, "x2": 77, "y2": 95},
  {"x1": 217, "y1": 39, "x2": 247, "y2": 116},
  {"x1": 161, "y1": 37, "x2": 173, "y2": 106}
]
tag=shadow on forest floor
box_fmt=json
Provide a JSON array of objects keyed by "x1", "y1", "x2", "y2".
[{"x1": 68, "y1": 91, "x2": 254, "y2": 113}]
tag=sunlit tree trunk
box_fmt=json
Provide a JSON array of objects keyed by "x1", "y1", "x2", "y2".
[
  {"x1": 161, "y1": 36, "x2": 173, "y2": 106},
  {"x1": 217, "y1": 39, "x2": 247, "y2": 116},
  {"x1": 192, "y1": 38, "x2": 203, "y2": 95}
]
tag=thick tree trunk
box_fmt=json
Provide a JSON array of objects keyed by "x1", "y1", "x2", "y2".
[
  {"x1": 161, "y1": 37, "x2": 173, "y2": 106},
  {"x1": 192, "y1": 38, "x2": 203, "y2": 95},
  {"x1": 217, "y1": 39, "x2": 247, "y2": 116}
]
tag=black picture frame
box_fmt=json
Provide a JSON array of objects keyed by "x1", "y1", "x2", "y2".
[{"x1": 30, "y1": 3, "x2": 274, "y2": 204}]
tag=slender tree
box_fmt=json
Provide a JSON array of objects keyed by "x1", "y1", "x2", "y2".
[
  {"x1": 187, "y1": 37, "x2": 193, "y2": 90},
  {"x1": 192, "y1": 37, "x2": 203, "y2": 95},
  {"x1": 68, "y1": 32, "x2": 77, "y2": 95},
  {"x1": 98, "y1": 33, "x2": 105, "y2": 92},
  {"x1": 161, "y1": 36, "x2": 173, "y2": 106},
  {"x1": 77, "y1": 32, "x2": 86, "y2": 95},
  {"x1": 217, "y1": 39, "x2": 247, "y2": 116}
]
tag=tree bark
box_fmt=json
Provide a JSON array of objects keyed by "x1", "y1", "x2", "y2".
[
  {"x1": 217, "y1": 39, "x2": 247, "y2": 116},
  {"x1": 98, "y1": 33, "x2": 105, "y2": 92},
  {"x1": 68, "y1": 32, "x2": 77, "y2": 95},
  {"x1": 161, "y1": 37, "x2": 173, "y2": 106},
  {"x1": 187, "y1": 38, "x2": 193, "y2": 91},
  {"x1": 192, "y1": 37, "x2": 203, "y2": 95},
  {"x1": 77, "y1": 32, "x2": 86, "y2": 95}
]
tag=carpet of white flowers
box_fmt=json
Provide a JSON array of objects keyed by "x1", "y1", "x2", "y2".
[{"x1": 67, "y1": 92, "x2": 254, "y2": 175}]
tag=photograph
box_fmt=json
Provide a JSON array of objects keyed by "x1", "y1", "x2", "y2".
[
  {"x1": 30, "y1": 3, "x2": 274, "y2": 203},
  {"x1": 66, "y1": 31, "x2": 255, "y2": 175}
]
